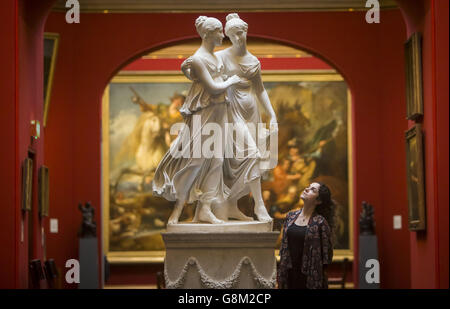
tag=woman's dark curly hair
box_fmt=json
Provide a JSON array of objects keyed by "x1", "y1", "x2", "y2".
[{"x1": 314, "y1": 182, "x2": 337, "y2": 241}]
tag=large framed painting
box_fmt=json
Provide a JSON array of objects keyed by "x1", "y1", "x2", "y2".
[
  {"x1": 405, "y1": 124, "x2": 426, "y2": 231},
  {"x1": 102, "y1": 71, "x2": 353, "y2": 263}
]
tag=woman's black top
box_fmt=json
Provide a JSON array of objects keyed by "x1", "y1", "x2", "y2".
[{"x1": 286, "y1": 223, "x2": 308, "y2": 289}]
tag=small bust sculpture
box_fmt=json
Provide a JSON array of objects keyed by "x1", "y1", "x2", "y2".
[
  {"x1": 78, "y1": 202, "x2": 97, "y2": 238},
  {"x1": 359, "y1": 201, "x2": 375, "y2": 235}
]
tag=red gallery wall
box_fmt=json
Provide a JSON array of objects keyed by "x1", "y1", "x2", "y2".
[
  {"x1": 435, "y1": 0, "x2": 449, "y2": 290},
  {"x1": 397, "y1": 0, "x2": 449, "y2": 289},
  {"x1": 0, "y1": 0, "x2": 18, "y2": 289},
  {"x1": 0, "y1": 0, "x2": 56, "y2": 289},
  {"x1": 43, "y1": 9, "x2": 414, "y2": 288}
]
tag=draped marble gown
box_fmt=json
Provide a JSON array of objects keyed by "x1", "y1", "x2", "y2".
[
  {"x1": 152, "y1": 55, "x2": 230, "y2": 205},
  {"x1": 217, "y1": 49, "x2": 272, "y2": 204}
]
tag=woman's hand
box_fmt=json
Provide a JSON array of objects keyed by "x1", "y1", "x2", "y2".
[
  {"x1": 236, "y1": 78, "x2": 251, "y2": 88},
  {"x1": 225, "y1": 75, "x2": 250, "y2": 88},
  {"x1": 226, "y1": 75, "x2": 242, "y2": 86}
]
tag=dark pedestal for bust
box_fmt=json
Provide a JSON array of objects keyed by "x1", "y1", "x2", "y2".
[
  {"x1": 78, "y1": 237, "x2": 99, "y2": 289},
  {"x1": 358, "y1": 234, "x2": 380, "y2": 289}
]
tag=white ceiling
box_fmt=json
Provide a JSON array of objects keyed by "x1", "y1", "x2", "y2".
[{"x1": 53, "y1": 0, "x2": 397, "y2": 13}]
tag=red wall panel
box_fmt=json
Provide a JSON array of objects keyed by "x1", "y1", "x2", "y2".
[
  {"x1": 42, "y1": 14, "x2": 79, "y2": 288},
  {"x1": 0, "y1": 0, "x2": 19, "y2": 289},
  {"x1": 16, "y1": 0, "x2": 56, "y2": 288},
  {"x1": 434, "y1": 0, "x2": 449, "y2": 290},
  {"x1": 0, "y1": 0, "x2": 55, "y2": 288},
  {"x1": 377, "y1": 12, "x2": 411, "y2": 288}
]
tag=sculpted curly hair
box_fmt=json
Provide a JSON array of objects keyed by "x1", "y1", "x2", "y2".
[
  {"x1": 195, "y1": 16, "x2": 222, "y2": 39},
  {"x1": 224, "y1": 13, "x2": 248, "y2": 36}
]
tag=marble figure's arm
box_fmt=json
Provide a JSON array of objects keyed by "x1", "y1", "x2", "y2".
[
  {"x1": 190, "y1": 56, "x2": 241, "y2": 95},
  {"x1": 253, "y1": 73, "x2": 277, "y2": 129}
]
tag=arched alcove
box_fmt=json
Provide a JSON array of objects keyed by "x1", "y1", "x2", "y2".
[{"x1": 101, "y1": 37, "x2": 355, "y2": 286}]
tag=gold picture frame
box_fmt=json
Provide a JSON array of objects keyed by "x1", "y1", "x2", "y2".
[
  {"x1": 44, "y1": 33, "x2": 60, "y2": 127},
  {"x1": 405, "y1": 124, "x2": 426, "y2": 231},
  {"x1": 404, "y1": 32, "x2": 423, "y2": 121},
  {"x1": 22, "y1": 158, "x2": 33, "y2": 212},
  {"x1": 102, "y1": 71, "x2": 354, "y2": 263},
  {"x1": 38, "y1": 165, "x2": 49, "y2": 217}
]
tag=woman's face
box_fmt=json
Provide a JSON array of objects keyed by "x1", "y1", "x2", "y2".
[
  {"x1": 300, "y1": 182, "x2": 321, "y2": 204},
  {"x1": 207, "y1": 25, "x2": 224, "y2": 47},
  {"x1": 228, "y1": 27, "x2": 247, "y2": 48}
]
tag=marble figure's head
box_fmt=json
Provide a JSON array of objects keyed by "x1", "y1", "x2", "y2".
[
  {"x1": 225, "y1": 13, "x2": 248, "y2": 47},
  {"x1": 195, "y1": 16, "x2": 224, "y2": 46}
]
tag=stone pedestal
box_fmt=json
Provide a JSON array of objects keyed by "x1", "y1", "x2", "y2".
[
  {"x1": 78, "y1": 237, "x2": 99, "y2": 289},
  {"x1": 162, "y1": 221, "x2": 278, "y2": 289}
]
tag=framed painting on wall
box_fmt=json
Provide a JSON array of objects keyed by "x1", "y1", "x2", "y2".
[
  {"x1": 22, "y1": 158, "x2": 33, "y2": 212},
  {"x1": 102, "y1": 71, "x2": 354, "y2": 263},
  {"x1": 404, "y1": 32, "x2": 423, "y2": 121},
  {"x1": 405, "y1": 124, "x2": 426, "y2": 231},
  {"x1": 38, "y1": 165, "x2": 49, "y2": 217},
  {"x1": 44, "y1": 32, "x2": 60, "y2": 127}
]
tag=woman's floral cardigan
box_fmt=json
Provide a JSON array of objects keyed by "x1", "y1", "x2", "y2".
[{"x1": 277, "y1": 209, "x2": 333, "y2": 289}]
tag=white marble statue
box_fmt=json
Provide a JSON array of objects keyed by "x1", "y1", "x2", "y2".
[
  {"x1": 182, "y1": 14, "x2": 278, "y2": 224},
  {"x1": 154, "y1": 14, "x2": 278, "y2": 225},
  {"x1": 152, "y1": 16, "x2": 245, "y2": 225},
  {"x1": 213, "y1": 13, "x2": 277, "y2": 223}
]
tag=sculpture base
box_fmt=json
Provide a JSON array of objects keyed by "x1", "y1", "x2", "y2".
[
  {"x1": 162, "y1": 222, "x2": 278, "y2": 289},
  {"x1": 166, "y1": 220, "x2": 273, "y2": 233}
]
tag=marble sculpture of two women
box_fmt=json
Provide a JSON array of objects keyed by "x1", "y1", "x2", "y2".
[{"x1": 152, "y1": 14, "x2": 278, "y2": 225}]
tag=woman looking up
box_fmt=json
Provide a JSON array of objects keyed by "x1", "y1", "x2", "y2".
[{"x1": 278, "y1": 182, "x2": 335, "y2": 289}]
